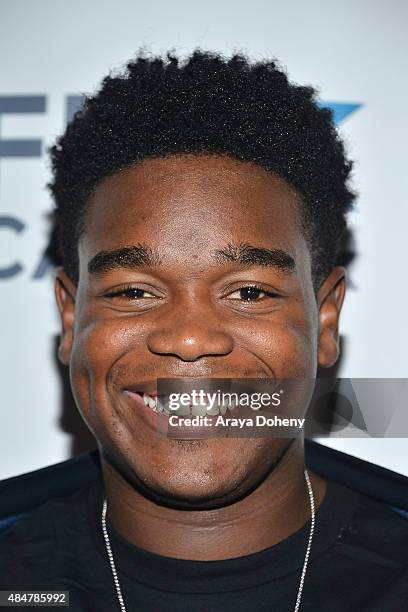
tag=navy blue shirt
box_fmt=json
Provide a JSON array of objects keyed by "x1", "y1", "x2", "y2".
[{"x1": 1, "y1": 478, "x2": 407, "y2": 611}]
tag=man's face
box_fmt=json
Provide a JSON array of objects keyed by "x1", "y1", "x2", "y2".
[{"x1": 56, "y1": 154, "x2": 345, "y2": 508}]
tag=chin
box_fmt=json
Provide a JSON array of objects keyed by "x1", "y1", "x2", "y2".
[
  {"x1": 116, "y1": 455, "x2": 250, "y2": 509},
  {"x1": 103, "y1": 436, "x2": 287, "y2": 509},
  {"x1": 134, "y1": 454, "x2": 262, "y2": 509}
]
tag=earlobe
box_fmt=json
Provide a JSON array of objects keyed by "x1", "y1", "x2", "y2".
[
  {"x1": 317, "y1": 267, "x2": 347, "y2": 369},
  {"x1": 54, "y1": 267, "x2": 77, "y2": 366}
]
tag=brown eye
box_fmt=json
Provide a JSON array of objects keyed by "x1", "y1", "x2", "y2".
[
  {"x1": 227, "y1": 286, "x2": 277, "y2": 301},
  {"x1": 105, "y1": 287, "x2": 157, "y2": 300}
]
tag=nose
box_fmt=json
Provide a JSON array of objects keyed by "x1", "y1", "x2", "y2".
[{"x1": 146, "y1": 307, "x2": 234, "y2": 362}]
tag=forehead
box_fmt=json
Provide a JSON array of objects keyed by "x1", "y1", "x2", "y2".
[{"x1": 82, "y1": 154, "x2": 307, "y2": 266}]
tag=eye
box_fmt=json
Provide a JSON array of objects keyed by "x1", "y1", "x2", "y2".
[
  {"x1": 226, "y1": 285, "x2": 279, "y2": 301},
  {"x1": 105, "y1": 285, "x2": 158, "y2": 300}
]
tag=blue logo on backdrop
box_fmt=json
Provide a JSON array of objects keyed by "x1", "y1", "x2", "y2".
[
  {"x1": 319, "y1": 102, "x2": 361, "y2": 124},
  {"x1": 0, "y1": 96, "x2": 361, "y2": 280}
]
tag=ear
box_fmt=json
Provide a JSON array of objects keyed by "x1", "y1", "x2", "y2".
[
  {"x1": 54, "y1": 267, "x2": 78, "y2": 366},
  {"x1": 317, "y1": 267, "x2": 347, "y2": 369}
]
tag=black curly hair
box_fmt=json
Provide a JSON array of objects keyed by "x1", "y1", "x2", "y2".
[{"x1": 48, "y1": 49, "x2": 355, "y2": 289}]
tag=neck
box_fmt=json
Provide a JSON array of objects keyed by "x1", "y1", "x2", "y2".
[{"x1": 101, "y1": 438, "x2": 326, "y2": 561}]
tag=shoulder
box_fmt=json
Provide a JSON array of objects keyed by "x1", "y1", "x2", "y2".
[
  {"x1": 334, "y1": 482, "x2": 408, "y2": 568},
  {"x1": 0, "y1": 482, "x2": 101, "y2": 587}
]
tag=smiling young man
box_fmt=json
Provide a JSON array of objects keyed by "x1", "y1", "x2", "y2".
[{"x1": 1, "y1": 51, "x2": 407, "y2": 611}]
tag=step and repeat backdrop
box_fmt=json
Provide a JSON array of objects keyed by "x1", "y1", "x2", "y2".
[{"x1": 1, "y1": 0, "x2": 407, "y2": 479}]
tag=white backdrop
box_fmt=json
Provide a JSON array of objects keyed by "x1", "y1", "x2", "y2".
[{"x1": 1, "y1": 0, "x2": 407, "y2": 480}]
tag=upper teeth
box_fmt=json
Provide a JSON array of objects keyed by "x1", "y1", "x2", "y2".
[
  {"x1": 143, "y1": 393, "x2": 158, "y2": 412},
  {"x1": 142, "y1": 393, "x2": 236, "y2": 416}
]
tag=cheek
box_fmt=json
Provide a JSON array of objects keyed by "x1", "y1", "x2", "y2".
[
  {"x1": 236, "y1": 313, "x2": 317, "y2": 420},
  {"x1": 69, "y1": 316, "x2": 144, "y2": 426},
  {"x1": 238, "y1": 311, "x2": 317, "y2": 378}
]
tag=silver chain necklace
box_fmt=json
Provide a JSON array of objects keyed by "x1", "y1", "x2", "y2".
[{"x1": 102, "y1": 469, "x2": 315, "y2": 612}]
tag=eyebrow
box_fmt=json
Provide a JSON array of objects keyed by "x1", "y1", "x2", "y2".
[
  {"x1": 88, "y1": 242, "x2": 296, "y2": 276},
  {"x1": 214, "y1": 243, "x2": 296, "y2": 273},
  {"x1": 88, "y1": 245, "x2": 161, "y2": 276}
]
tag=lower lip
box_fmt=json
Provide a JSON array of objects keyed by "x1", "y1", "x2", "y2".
[{"x1": 122, "y1": 391, "x2": 225, "y2": 439}]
